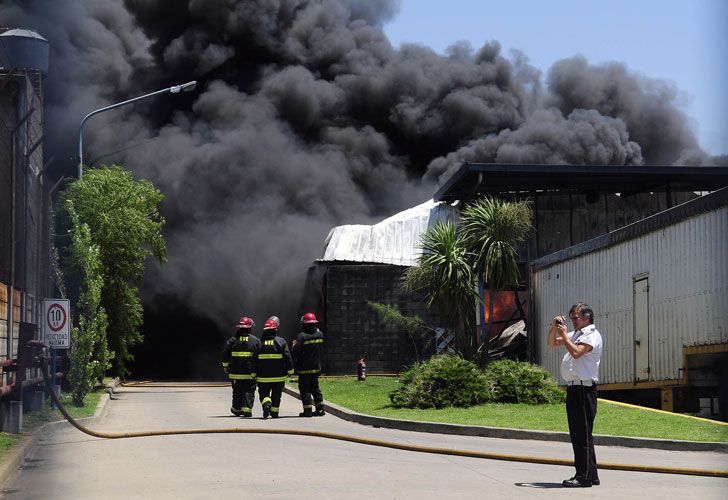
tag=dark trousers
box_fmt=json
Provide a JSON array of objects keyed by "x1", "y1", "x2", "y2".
[
  {"x1": 298, "y1": 374, "x2": 323, "y2": 411},
  {"x1": 566, "y1": 385, "x2": 599, "y2": 481},
  {"x1": 231, "y1": 379, "x2": 256, "y2": 414},
  {"x1": 258, "y1": 382, "x2": 284, "y2": 414}
]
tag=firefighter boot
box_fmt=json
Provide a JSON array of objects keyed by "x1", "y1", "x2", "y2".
[
  {"x1": 314, "y1": 404, "x2": 325, "y2": 417},
  {"x1": 299, "y1": 406, "x2": 313, "y2": 417},
  {"x1": 241, "y1": 407, "x2": 253, "y2": 418},
  {"x1": 262, "y1": 397, "x2": 272, "y2": 419},
  {"x1": 230, "y1": 406, "x2": 243, "y2": 417}
]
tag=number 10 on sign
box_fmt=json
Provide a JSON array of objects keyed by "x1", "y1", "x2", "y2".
[{"x1": 43, "y1": 299, "x2": 71, "y2": 349}]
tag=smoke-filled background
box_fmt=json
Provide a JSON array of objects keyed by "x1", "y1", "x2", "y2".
[{"x1": 3, "y1": 0, "x2": 725, "y2": 377}]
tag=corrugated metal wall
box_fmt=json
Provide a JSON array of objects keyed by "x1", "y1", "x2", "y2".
[{"x1": 534, "y1": 205, "x2": 728, "y2": 385}]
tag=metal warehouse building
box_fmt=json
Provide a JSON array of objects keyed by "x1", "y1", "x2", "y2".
[{"x1": 532, "y1": 188, "x2": 727, "y2": 418}]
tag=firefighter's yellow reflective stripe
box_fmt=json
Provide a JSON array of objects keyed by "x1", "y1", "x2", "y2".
[
  {"x1": 298, "y1": 369, "x2": 320, "y2": 374},
  {"x1": 287, "y1": 369, "x2": 294, "y2": 375},
  {"x1": 228, "y1": 374, "x2": 255, "y2": 380},
  {"x1": 251, "y1": 373, "x2": 257, "y2": 378},
  {"x1": 231, "y1": 351, "x2": 253, "y2": 357},
  {"x1": 258, "y1": 353, "x2": 283, "y2": 359},
  {"x1": 303, "y1": 339, "x2": 323, "y2": 345},
  {"x1": 303, "y1": 404, "x2": 313, "y2": 409},
  {"x1": 262, "y1": 397, "x2": 272, "y2": 405},
  {"x1": 264, "y1": 340, "x2": 274, "y2": 346},
  {"x1": 256, "y1": 376, "x2": 288, "y2": 383},
  {"x1": 271, "y1": 407, "x2": 279, "y2": 412},
  {"x1": 222, "y1": 362, "x2": 229, "y2": 367},
  {"x1": 239, "y1": 336, "x2": 248, "y2": 342},
  {"x1": 241, "y1": 408, "x2": 252, "y2": 414}
]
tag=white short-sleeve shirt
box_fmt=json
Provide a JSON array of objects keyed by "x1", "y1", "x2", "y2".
[{"x1": 560, "y1": 324, "x2": 603, "y2": 383}]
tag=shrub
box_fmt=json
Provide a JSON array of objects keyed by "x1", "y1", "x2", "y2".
[
  {"x1": 389, "y1": 355, "x2": 490, "y2": 408},
  {"x1": 482, "y1": 359, "x2": 565, "y2": 404}
]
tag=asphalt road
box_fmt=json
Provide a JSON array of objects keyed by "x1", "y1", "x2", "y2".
[{"x1": 2, "y1": 384, "x2": 727, "y2": 499}]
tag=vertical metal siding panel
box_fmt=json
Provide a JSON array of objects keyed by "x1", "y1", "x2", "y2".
[
  {"x1": 535, "y1": 206, "x2": 727, "y2": 385},
  {"x1": 719, "y1": 209, "x2": 728, "y2": 344}
]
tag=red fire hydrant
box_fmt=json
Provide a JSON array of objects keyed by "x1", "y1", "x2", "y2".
[{"x1": 357, "y1": 358, "x2": 366, "y2": 381}]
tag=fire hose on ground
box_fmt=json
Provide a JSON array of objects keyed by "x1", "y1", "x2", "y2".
[{"x1": 31, "y1": 343, "x2": 728, "y2": 479}]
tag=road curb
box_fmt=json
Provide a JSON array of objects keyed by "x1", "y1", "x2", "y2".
[
  {"x1": 0, "y1": 379, "x2": 119, "y2": 490},
  {"x1": 282, "y1": 386, "x2": 728, "y2": 453}
]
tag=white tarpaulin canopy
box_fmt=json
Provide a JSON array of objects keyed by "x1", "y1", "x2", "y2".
[{"x1": 320, "y1": 199, "x2": 457, "y2": 266}]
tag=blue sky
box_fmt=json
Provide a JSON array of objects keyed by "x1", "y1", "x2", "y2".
[{"x1": 383, "y1": 0, "x2": 728, "y2": 156}]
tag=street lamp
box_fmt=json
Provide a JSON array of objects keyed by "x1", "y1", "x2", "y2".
[{"x1": 77, "y1": 80, "x2": 196, "y2": 179}]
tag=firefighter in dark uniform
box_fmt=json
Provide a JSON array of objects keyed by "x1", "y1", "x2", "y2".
[
  {"x1": 221, "y1": 316, "x2": 261, "y2": 417},
  {"x1": 254, "y1": 317, "x2": 294, "y2": 419},
  {"x1": 292, "y1": 312, "x2": 325, "y2": 417}
]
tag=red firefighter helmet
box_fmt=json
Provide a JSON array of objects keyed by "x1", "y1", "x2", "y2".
[
  {"x1": 301, "y1": 312, "x2": 318, "y2": 324},
  {"x1": 236, "y1": 316, "x2": 254, "y2": 329},
  {"x1": 263, "y1": 317, "x2": 279, "y2": 330}
]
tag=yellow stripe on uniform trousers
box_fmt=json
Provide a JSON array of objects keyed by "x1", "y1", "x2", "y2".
[
  {"x1": 303, "y1": 339, "x2": 323, "y2": 345},
  {"x1": 231, "y1": 351, "x2": 253, "y2": 357},
  {"x1": 258, "y1": 353, "x2": 283, "y2": 359}
]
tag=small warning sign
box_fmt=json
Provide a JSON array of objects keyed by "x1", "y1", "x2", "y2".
[{"x1": 43, "y1": 299, "x2": 70, "y2": 348}]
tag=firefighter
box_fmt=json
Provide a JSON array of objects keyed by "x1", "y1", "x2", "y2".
[
  {"x1": 292, "y1": 312, "x2": 325, "y2": 417},
  {"x1": 254, "y1": 317, "x2": 294, "y2": 419},
  {"x1": 221, "y1": 316, "x2": 260, "y2": 417}
]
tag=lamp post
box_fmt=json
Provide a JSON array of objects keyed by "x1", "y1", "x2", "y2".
[{"x1": 77, "y1": 80, "x2": 196, "y2": 179}]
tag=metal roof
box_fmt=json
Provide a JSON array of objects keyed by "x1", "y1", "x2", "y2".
[
  {"x1": 434, "y1": 163, "x2": 728, "y2": 202},
  {"x1": 320, "y1": 199, "x2": 457, "y2": 266},
  {"x1": 0, "y1": 29, "x2": 47, "y2": 41}
]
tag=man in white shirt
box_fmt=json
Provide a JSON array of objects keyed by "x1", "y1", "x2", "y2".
[{"x1": 547, "y1": 302, "x2": 603, "y2": 488}]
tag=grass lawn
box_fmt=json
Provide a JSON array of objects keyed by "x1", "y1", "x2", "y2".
[
  {"x1": 316, "y1": 376, "x2": 728, "y2": 443},
  {"x1": 0, "y1": 389, "x2": 104, "y2": 461}
]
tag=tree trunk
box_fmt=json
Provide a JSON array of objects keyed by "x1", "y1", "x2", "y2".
[{"x1": 484, "y1": 293, "x2": 494, "y2": 369}]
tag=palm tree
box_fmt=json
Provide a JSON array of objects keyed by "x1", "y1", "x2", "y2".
[
  {"x1": 460, "y1": 197, "x2": 533, "y2": 364},
  {"x1": 403, "y1": 221, "x2": 481, "y2": 357}
]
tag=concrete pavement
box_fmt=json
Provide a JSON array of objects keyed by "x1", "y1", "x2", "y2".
[{"x1": 1, "y1": 384, "x2": 726, "y2": 499}]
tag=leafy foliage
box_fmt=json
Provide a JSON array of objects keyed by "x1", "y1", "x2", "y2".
[
  {"x1": 482, "y1": 359, "x2": 565, "y2": 404},
  {"x1": 389, "y1": 355, "x2": 490, "y2": 408},
  {"x1": 66, "y1": 202, "x2": 110, "y2": 405},
  {"x1": 402, "y1": 221, "x2": 480, "y2": 354},
  {"x1": 459, "y1": 197, "x2": 533, "y2": 364},
  {"x1": 388, "y1": 356, "x2": 564, "y2": 409},
  {"x1": 460, "y1": 197, "x2": 533, "y2": 290},
  {"x1": 59, "y1": 165, "x2": 166, "y2": 377},
  {"x1": 367, "y1": 301, "x2": 434, "y2": 362}
]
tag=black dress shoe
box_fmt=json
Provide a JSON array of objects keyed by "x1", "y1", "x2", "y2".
[{"x1": 562, "y1": 477, "x2": 592, "y2": 488}]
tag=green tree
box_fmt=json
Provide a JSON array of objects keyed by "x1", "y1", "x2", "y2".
[
  {"x1": 460, "y1": 197, "x2": 533, "y2": 363},
  {"x1": 66, "y1": 201, "x2": 110, "y2": 405},
  {"x1": 60, "y1": 165, "x2": 166, "y2": 377},
  {"x1": 402, "y1": 221, "x2": 480, "y2": 357}
]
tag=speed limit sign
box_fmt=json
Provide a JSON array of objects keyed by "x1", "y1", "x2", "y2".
[{"x1": 43, "y1": 299, "x2": 70, "y2": 348}]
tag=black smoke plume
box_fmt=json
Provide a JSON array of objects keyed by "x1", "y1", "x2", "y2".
[{"x1": 3, "y1": 1, "x2": 722, "y2": 361}]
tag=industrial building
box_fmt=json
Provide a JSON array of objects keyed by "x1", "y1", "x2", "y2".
[
  {"x1": 309, "y1": 162, "x2": 728, "y2": 418},
  {"x1": 301, "y1": 200, "x2": 456, "y2": 374},
  {"x1": 0, "y1": 27, "x2": 52, "y2": 428},
  {"x1": 533, "y1": 187, "x2": 727, "y2": 418}
]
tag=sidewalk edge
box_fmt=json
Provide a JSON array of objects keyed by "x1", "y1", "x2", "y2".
[{"x1": 0, "y1": 378, "x2": 120, "y2": 490}]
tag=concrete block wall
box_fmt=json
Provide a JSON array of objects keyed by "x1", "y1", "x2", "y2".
[{"x1": 325, "y1": 264, "x2": 436, "y2": 375}]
